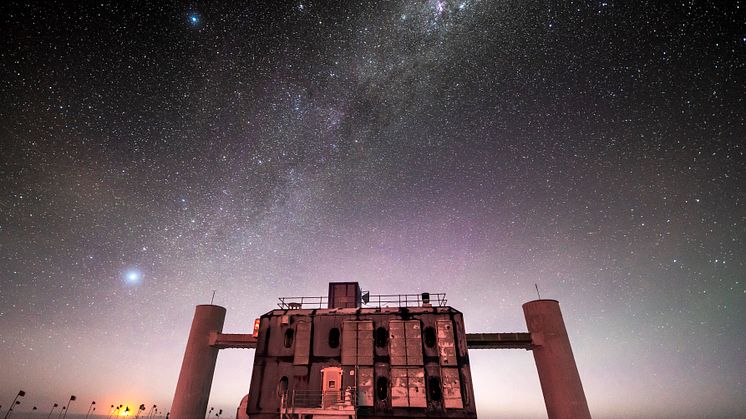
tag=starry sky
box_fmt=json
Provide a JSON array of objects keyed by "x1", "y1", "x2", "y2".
[{"x1": 1, "y1": 1, "x2": 745, "y2": 418}]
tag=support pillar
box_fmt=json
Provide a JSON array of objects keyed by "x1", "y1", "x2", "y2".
[
  {"x1": 523, "y1": 300, "x2": 591, "y2": 419},
  {"x1": 171, "y1": 305, "x2": 226, "y2": 418}
]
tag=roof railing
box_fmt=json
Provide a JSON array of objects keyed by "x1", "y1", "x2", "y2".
[
  {"x1": 282, "y1": 388, "x2": 357, "y2": 409},
  {"x1": 277, "y1": 296, "x2": 328, "y2": 309},
  {"x1": 277, "y1": 293, "x2": 447, "y2": 309}
]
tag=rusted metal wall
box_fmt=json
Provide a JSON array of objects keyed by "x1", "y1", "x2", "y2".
[
  {"x1": 437, "y1": 319, "x2": 457, "y2": 366},
  {"x1": 246, "y1": 308, "x2": 477, "y2": 419},
  {"x1": 391, "y1": 367, "x2": 427, "y2": 407},
  {"x1": 441, "y1": 367, "x2": 464, "y2": 409},
  {"x1": 389, "y1": 320, "x2": 423, "y2": 366},
  {"x1": 312, "y1": 314, "x2": 344, "y2": 358},
  {"x1": 293, "y1": 320, "x2": 311, "y2": 365},
  {"x1": 357, "y1": 367, "x2": 374, "y2": 407},
  {"x1": 342, "y1": 321, "x2": 374, "y2": 365}
]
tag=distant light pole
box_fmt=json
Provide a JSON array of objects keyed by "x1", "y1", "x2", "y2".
[
  {"x1": 7, "y1": 400, "x2": 22, "y2": 418},
  {"x1": 85, "y1": 401, "x2": 96, "y2": 419},
  {"x1": 3, "y1": 391, "x2": 26, "y2": 419},
  {"x1": 25, "y1": 406, "x2": 37, "y2": 419},
  {"x1": 146, "y1": 405, "x2": 156, "y2": 419},
  {"x1": 47, "y1": 403, "x2": 59, "y2": 419},
  {"x1": 61, "y1": 396, "x2": 75, "y2": 419},
  {"x1": 56, "y1": 406, "x2": 65, "y2": 419},
  {"x1": 5, "y1": 400, "x2": 22, "y2": 418}
]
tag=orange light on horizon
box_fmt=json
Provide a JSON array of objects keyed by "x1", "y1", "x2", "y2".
[{"x1": 108, "y1": 405, "x2": 132, "y2": 416}]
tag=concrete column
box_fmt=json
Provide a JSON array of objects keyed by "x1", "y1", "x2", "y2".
[
  {"x1": 171, "y1": 305, "x2": 226, "y2": 419},
  {"x1": 523, "y1": 300, "x2": 591, "y2": 419}
]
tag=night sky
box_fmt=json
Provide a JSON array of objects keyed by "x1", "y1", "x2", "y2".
[{"x1": 1, "y1": 1, "x2": 745, "y2": 418}]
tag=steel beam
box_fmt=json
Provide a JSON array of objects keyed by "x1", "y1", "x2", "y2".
[{"x1": 465, "y1": 332, "x2": 532, "y2": 349}]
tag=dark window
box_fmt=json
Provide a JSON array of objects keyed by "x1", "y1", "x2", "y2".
[
  {"x1": 428, "y1": 376, "x2": 442, "y2": 401},
  {"x1": 376, "y1": 377, "x2": 388, "y2": 401},
  {"x1": 329, "y1": 327, "x2": 340, "y2": 348},
  {"x1": 284, "y1": 328, "x2": 294, "y2": 348},
  {"x1": 278, "y1": 376, "x2": 289, "y2": 397},
  {"x1": 423, "y1": 326, "x2": 436, "y2": 348},
  {"x1": 375, "y1": 327, "x2": 388, "y2": 348}
]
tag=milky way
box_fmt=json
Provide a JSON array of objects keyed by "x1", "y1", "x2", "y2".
[{"x1": 1, "y1": 1, "x2": 745, "y2": 417}]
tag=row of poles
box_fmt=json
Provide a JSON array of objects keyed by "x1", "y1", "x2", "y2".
[
  {"x1": 1, "y1": 391, "x2": 165, "y2": 419},
  {"x1": 108, "y1": 404, "x2": 161, "y2": 418},
  {"x1": 1, "y1": 391, "x2": 78, "y2": 419}
]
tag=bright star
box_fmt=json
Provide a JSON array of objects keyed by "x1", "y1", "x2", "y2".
[
  {"x1": 188, "y1": 14, "x2": 200, "y2": 25},
  {"x1": 125, "y1": 270, "x2": 142, "y2": 284}
]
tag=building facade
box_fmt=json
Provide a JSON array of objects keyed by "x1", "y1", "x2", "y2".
[
  {"x1": 246, "y1": 282, "x2": 477, "y2": 418},
  {"x1": 171, "y1": 282, "x2": 592, "y2": 419}
]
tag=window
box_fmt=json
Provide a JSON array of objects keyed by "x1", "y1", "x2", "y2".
[
  {"x1": 284, "y1": 328, "x2": 294, "y2": 348},
  {"x1": 278, "y1": 376, "x2": 289, "y2": 397},
  {"x1": 375, "y1": 327, "x2": 388, "y2": 348},
  {"x1": 428, "y1": 376, "x2": 442, "y2": 401},
  {"x1": 376, "y1": 377, "x2": 388, "y2": 401},
  {"x1": 423, "y1": 326, "x2": 436, "y2": 348},
  {"x1": 329, "y1": 327, "x2": 340, "y2": 348}
]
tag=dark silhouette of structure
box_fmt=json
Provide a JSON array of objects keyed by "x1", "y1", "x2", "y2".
[{"x1": 172, "y1": 282, "x2": 591, "y2": 419}]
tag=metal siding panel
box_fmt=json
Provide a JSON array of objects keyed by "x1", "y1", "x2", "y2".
[
  {"x1": 441, "y1": 367, "x2": 464, "y2": 409},
  {"x1": 405, "y1": 321, "x2": 423, "y2": 365},
  {"x1": 408, "y1": 368, "x2": 427, "y2": 407},
  {"x1": 341, "y1": 321, "x2": 358, "y2": 365},
  {"x1": 293, "y1": 321, "x2": 311, "y2": 365},
  {"x1": 357, "y1": 321, "x2": 374, "y2": 365},
  {"x1": 437, "y1": 320, "x2": 457, "y2": 366},
  {"x1": 453, "y1": 313, "x2": 469, "y2": 356},
  {"x1": 357, "y1": 367, "x2": 374, "y2": 407},
  {"x1": 405, "y1": 320, "x2": 421, "y2": 338},
  {"x1": 390, "y1": 368, "x2": 409, "y2": 407},
  {"x1": 389, "y1": 320, "x2": 407, "y2": 365}
]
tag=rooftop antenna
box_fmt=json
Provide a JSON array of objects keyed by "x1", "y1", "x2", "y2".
[
  {"x1": 210, "y1": 290, "x2": 216, "y2": 305},
  {"x1": 535, "y1": 283, "x2": 541, "y2": 299}
]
